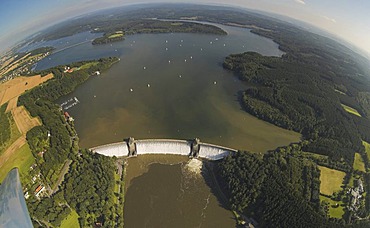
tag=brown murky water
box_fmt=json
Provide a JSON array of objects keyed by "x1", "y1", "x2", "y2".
[
  {"x1": 53, "y1": 24, "x2": 300, "y2": 152},
  {"x1": 124, "y1": 155, "x2": 235, "y2": 228}
]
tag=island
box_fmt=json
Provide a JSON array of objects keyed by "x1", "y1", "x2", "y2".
[{"x1": 92, "y1": 31, "x2": 125, "y2": 45}]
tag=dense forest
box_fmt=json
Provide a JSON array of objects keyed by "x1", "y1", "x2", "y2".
[
  {"x1": 223, "y1": 51, "x2": 367, "y2": 165},
  {"x1": 28, "y1": 151, "x2": 117, "y2": 227},
  {"x1": 63, "y1": 149, "x2": 116, "y2": 227},
  {"x1": 218, "y1": 150, "x2": 340, "y2": 227},
  {"x1": 91, "y1": 20, "x2": 226, "y2": 45},
  {"x1": 92, "y1": 31, "x2": 125, "y2": 45},
  {"x1": 215, "y1": 7, "x2": 370, "y2": 224}
]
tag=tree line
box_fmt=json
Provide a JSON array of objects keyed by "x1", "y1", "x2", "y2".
[{"x1": 18, "y1": 57, "x2": 120, "y2": 227}]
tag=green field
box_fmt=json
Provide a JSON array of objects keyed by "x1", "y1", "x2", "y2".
[
  {"x1": 319, "y1": 195, "x2": 345, "y2": 219},
  {"x1": 318, "y1": 166, "x2": 346, "y2": 196},
  {"x1": 79, "y1": 62, "x2": 99, "y2": 70},
  {"x1": 0, "y1": 104, "x2": 21, "y2": 155},
  {"x1": 0, "y1": 113, "x2": 21, "y2": 155},
  {"x1": 171, "y1": 22, "x2": 184, "y2": 26},
  {"x1": 341, "y1": 104, "x2": 362, "y2": 117},
  {"x1": 114, "y1": 172, "x2": 120, "y2": 204},
  {"x1": 0, "y1": 104, "x2": 10, "y2": 146},
  {"x1": 108, "y1": 33, "x2": 124, "y2": 39},
  {"x1": 353, "y1": 153, "x2": 366, "y2": 172},
  {"x1": 362, "y1": 140, "x2": 370, "y2": 161},
  {"x1": 0, "y1": 143, "x2": 35, "y2": 182},
  {"x1": 60, "y1": 209, "x2": 79, "y2": 228},
  {"x1": 302, "y1": 151, "x2": 328, "y2": 159}
]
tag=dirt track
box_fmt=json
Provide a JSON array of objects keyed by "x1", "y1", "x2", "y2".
[
  {"x1": 12, "y1": 106, "x2": 41, "y2": 134},
  {"x1": 6, "y1": 97, "x2": 18, "y2": 112},
  {"x1": 0, "y1": 136, "x2": 26, "y2": 168}
]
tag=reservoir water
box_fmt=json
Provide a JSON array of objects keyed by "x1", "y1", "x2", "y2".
[
  {"x1": 33, "y1": 23, "x2": 301, "y2": 227},
  {"x1": 37, "y1": 23, "x2": 300, "y2": 152}
]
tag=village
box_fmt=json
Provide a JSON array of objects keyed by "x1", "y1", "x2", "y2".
[
  {"x1": 23, "y1": 111, "x2": 77, "y2": 201},
  {"x1": 0, "y1": 49, "x2": 51, "y2": 83}
]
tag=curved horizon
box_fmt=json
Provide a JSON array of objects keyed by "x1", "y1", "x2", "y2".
[{"x1": 0, "y1": 1, "x2": 370, "y2": 58}]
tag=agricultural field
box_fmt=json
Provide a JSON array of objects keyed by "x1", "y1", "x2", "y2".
[
  {"x1": 362, "y1": 140, "x2": 370, "y2": 161},
  {"x1": 319, "y1": 195, "x2": 345, "y2": 219},
  {"x1": 12, "y1": 105, "x2": 41, "y2": 134},
  {"x1": 6, "y1": 96, "x2": 18, "y2": 112},
  {"x1": 353, "y1": 153, "x2": 366, "y2": 172},
  {"x1": 60, "y1": 209, "x2": 79, "y2": 228},
  {"x1": 318, "y1": 165, "x2": 346, "y2": 196},
  {"x1": 0, "y1": 142, "x2": 34, "y2": 182},
  {"x1": 341, "y1": 104, "x2": 362, "y2": 117},
  {"x1": 0, "y1": 73, "x2": 53, "y2": 106}
]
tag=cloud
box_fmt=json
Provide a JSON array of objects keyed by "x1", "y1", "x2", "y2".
[
  {"x1": 322, "y1": 15, "x2": 337, "y2": 23},
  {"x1": 294, "y1": 0, "x2": 306, "y2": 5}
]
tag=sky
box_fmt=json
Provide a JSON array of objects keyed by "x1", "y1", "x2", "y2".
[{"x1": 0, "y1": 0, "x2": 369, "y2": 57}]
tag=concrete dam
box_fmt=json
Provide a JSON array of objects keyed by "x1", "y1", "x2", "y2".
[{"x1": 91, "y1": 138, "x2": 237, "y2": 160}]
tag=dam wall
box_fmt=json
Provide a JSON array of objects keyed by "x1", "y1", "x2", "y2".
[
  {"x1": 199, "y1": 144, "x2": 233, "y2": 160},
  {"x1": 91, "y1": 139, "x2": 237, "y2": 160},
  {"x1": 91, "y1": 142, "x2": 129, "y2": 157}
]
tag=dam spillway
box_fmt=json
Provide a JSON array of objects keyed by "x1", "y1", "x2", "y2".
[
  {"x1": 136, "y1": 140, "x2": 192, "y2": 156},
  {"x1": 91, "y1": 138, "x2": 237, "y2": 160},
  {"x1": 92, "y1": 142, "x2": 129, "y2": 157}
]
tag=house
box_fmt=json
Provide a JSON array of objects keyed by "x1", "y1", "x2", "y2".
[
  {"x1": 64, "y1": 112, "x2": 70, "y2": 119},
  {"x1": 34, "y1": 185, "x2": 45, "y2": 198},
  {"x1": 38, "y1": 150, "x2": 45, "y2": 157},
  {"x1": 24, "y1": 192, "x2": 30, "y2": 200},
  {"x1": 31, "y1": 176, "x2": 37, "y2": 184}
]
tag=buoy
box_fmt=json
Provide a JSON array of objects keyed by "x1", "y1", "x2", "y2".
[
  {"x1": 165, "y1": 40, "x2": 168, "y2": 43},
  {"x1": 214, "y1": 81, "x2": 217, "y2": 85},
  {"x1": 190, "y1": 56, "x2": 193, "y2": 59},
  {"x1": 130, "y1": 88, "x2": 133, "y2": 92},
  {"x1": 143, "y1": 66, "x2": 146, "y2": 70},
  {"x1": 185, "y1": 59, "x2": 187, "y2": 62},
  {"x1": 223, "y1": 44, "x2": 226, "y2": 47},
  {"x1": 179, "y1": 75, "x2": 182, "y2": 78},
  {"x1": 147, "y1": 84, "x2": 150, "y2": 87},
  {"x1": 168, "y1": 60, "x2": 171, "y2": 64}
]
